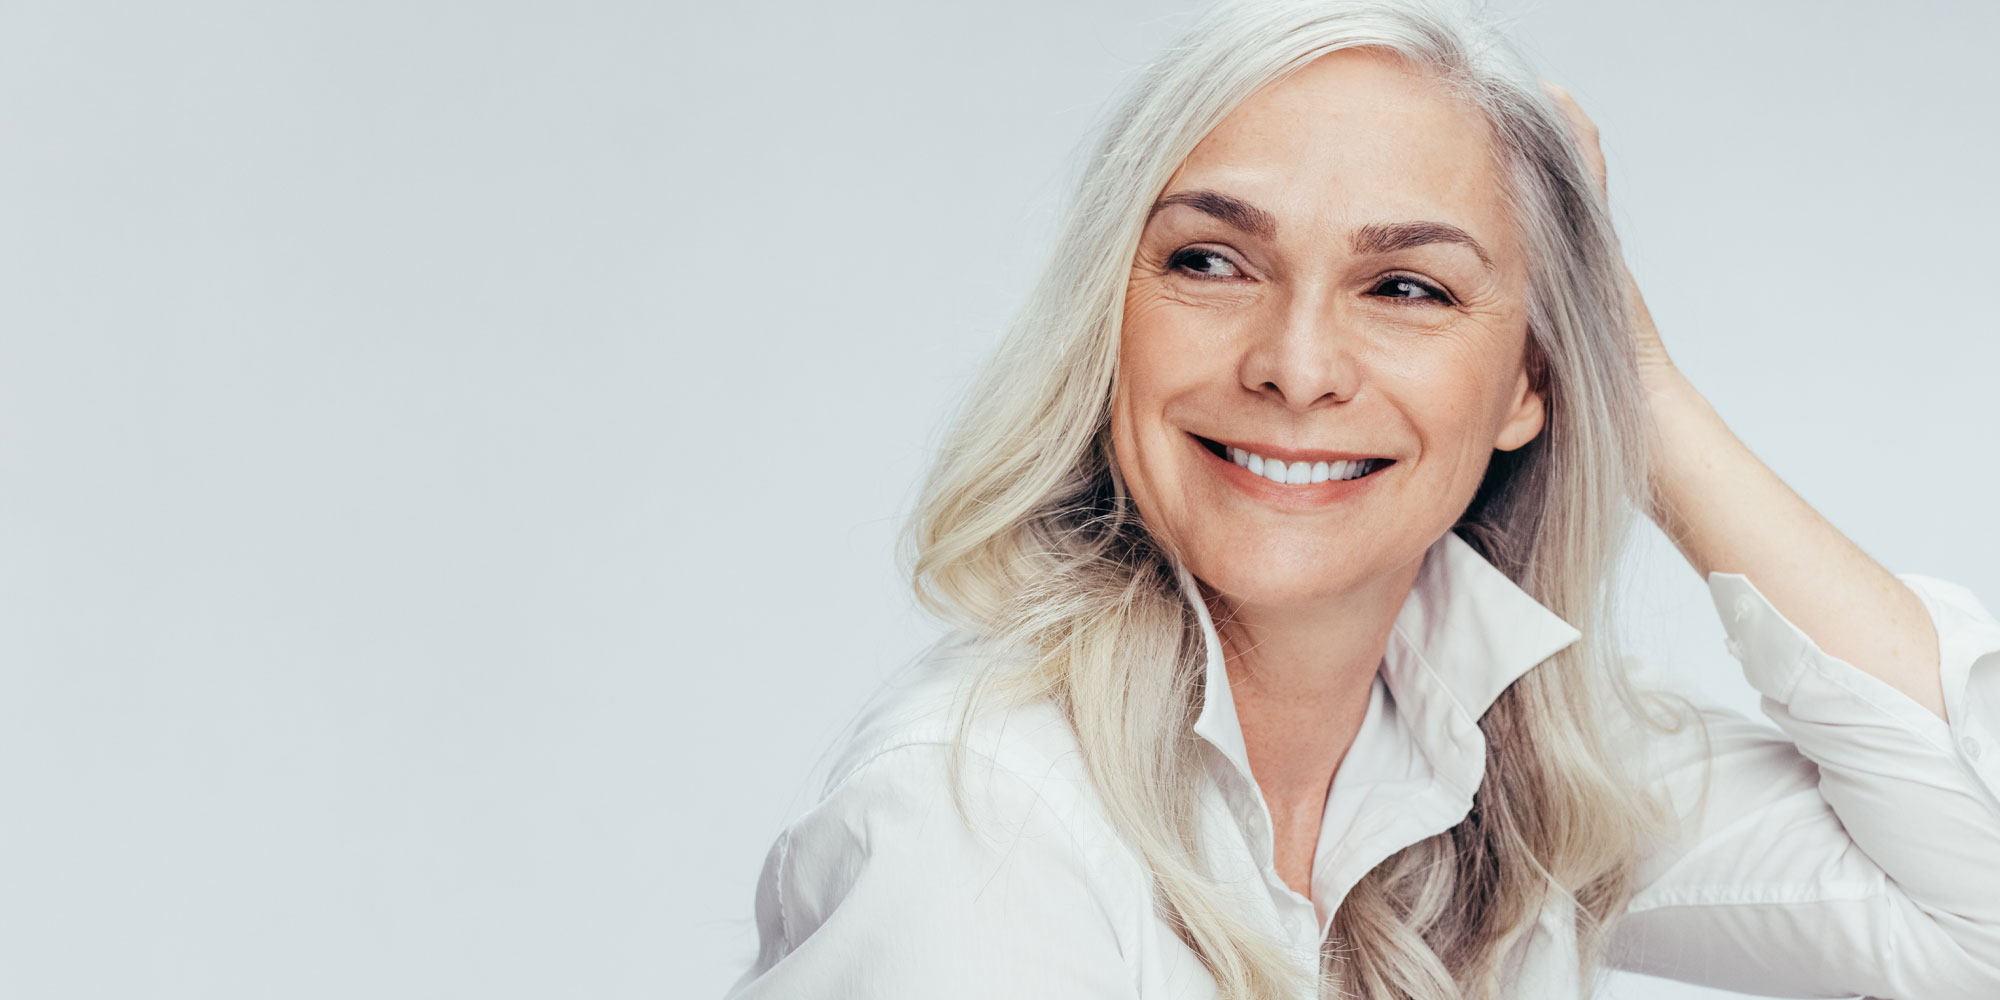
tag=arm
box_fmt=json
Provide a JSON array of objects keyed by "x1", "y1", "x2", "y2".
[
  {"x1": 1540, "y1": 79, "x2": 1945, "y2": 718},
  {"x1": 725, "y1": 743, "x2": 1143, "y2": 999},
  {"x1": 1643, "y1": 362, "x2": 1948, "y2": 721},
  {"x1": 1539, "y1": 82, "x2": 2000, "y2": 994},
  {"x1": 1604, "y1": 573, "x2": 2000, "y2": 997}
]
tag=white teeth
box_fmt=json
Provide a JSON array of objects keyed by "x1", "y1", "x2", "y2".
[{"x1": 1222, "y1": 443, "x2": 1380, "y2": 485}]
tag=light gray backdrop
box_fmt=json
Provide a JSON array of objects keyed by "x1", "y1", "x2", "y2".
[{"x1": 2, "y1": 1, "x2": 1993, "y2": 998}]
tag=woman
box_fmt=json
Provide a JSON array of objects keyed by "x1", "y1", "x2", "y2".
[{"x1": 726, "y1": 0, "x2": 2000, "y2": 997}]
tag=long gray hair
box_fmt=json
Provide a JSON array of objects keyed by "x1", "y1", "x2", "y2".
[{"x1": 897, "y1": 1, "x2": 1691, "y2": 996}]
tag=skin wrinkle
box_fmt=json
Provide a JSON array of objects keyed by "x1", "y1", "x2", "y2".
[
  {"x1": 1111, "y1": 47, "x2": 1546, "y2": 901},
  {"x1": 1148, "y1": 188, "x2": 1498, "y2": 273}
]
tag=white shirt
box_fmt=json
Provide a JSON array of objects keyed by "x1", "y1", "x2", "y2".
[{"x1": 725, "y1": 530, "x2": 2000, "y2": 998}]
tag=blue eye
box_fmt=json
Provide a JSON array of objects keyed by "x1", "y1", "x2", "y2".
[
  {"x1": 1371, "y1": 275, "x2": 1454, "y2": 305},
  {"x1": 1168, "y1": 248, "x2": 1242, "y2": 279}
]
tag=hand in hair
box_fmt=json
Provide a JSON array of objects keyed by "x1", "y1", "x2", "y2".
[
  {"x1": 1541, "y1": 79, "x2": 1680, "y2": 397},
  {"x1": 1542, "y1": 80, "x2": 1608, "y2": 197}
]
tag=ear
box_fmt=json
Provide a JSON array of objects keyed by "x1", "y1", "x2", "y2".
[{"x1": 1494, "y1": 364, "x2": 1547, "y2": 453}]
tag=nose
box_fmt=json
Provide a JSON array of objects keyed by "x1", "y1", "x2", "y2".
[{"x1": 1238, "y1": 285, "x2": 1360, "y2": 410}]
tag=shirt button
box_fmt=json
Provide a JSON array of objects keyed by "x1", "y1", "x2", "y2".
[
  {"x1": 1723, "y1": 635, "x2": 1744, "y2": 660},
  {"x1": 1733, "y1": 593, "x2": 1756, "y2": 623},
  {"x1": 1963, "y1": 735, "x2": 1984, "y2": 760}
]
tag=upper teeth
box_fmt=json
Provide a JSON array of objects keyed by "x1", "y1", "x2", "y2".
[{"x1": 1229, "y1": 447, "x2": 1380, "y2": 485}]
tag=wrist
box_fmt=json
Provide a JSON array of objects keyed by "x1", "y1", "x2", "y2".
[
  {"x1": 1640, "y1": 362, "x2": 1697, "y2": 411},
  {"x1": 1640, "y1": 367, "x2": 1719, "y2": 524}
]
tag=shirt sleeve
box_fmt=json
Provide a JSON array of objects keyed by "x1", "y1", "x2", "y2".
[
  {"x1": 1604, "y1": 570, "x2": 2000, "y2": 999},
  {"x1": 723, "y1": 742, "x2": 1142, "y2": 999}
]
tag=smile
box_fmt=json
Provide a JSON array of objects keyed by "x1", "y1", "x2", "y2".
[
  {"x1": 1189, "y1": 433, "x2": 1395, "y2": 507},
  {"x1": 1193, "y1": 434, "x2": 1394, "y2": 485}
]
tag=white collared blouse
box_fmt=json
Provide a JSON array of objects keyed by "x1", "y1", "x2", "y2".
[{"x1": 724, "y1": 530, "x2": 2000, "y2": 998}]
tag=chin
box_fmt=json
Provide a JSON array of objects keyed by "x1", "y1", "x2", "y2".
[{"x1": 1183, "y1": 537, "x2": 1369, "y2": 609}]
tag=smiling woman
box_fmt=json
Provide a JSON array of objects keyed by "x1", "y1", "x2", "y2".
[
  {"x1": 723, "y1": 1, "x2": 2000, "y2": 998},
  {"x1": 1115, "y1": 47, "x2": 1547, "y2": 630}
]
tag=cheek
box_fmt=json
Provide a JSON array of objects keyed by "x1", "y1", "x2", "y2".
[
  {"x1": 1113, "y1": 292, "x2": 1219, "y2": 523},
  {"x1": 1117, "y1": 291, "x2": 1209, "y2": 419},
  {"x1": 1381, "y1": 346, "x2": 1518, "y2": 459},
  {"x1": 1378, "y1": 343, "x2": 1481, "y2": 412},
  {"x1": 1121, "y1": 283, "x2": 1179, "y2": 356},
  {"x1": 1110, "y1": 300, "x2": 1163, "y2": 483}
]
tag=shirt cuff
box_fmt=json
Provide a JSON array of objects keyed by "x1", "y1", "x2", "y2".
[{"x1": 1706, "y1": 569, "x2": 2000, "y2": 805}]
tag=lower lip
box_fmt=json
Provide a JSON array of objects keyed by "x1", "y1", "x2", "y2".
[{"x1": 1189, "y1": 433, "x2": 1391, "y2": 509}]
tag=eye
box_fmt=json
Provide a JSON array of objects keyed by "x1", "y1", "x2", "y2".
[
  {"x1": 1167, "y1": 247, "x2": 1244, "y2": 280},
  {"x1": 1370, "y1": 274, "x2": 1455, "y2": 305}
]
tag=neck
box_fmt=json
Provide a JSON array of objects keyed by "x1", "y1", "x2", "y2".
[{"x1": 1202, "y1": 555, "x2": 1424, "y2": 810}]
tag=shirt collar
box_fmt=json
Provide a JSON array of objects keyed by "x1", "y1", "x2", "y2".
[{"x1": 1173, "y1": 529, "x2": 1584, "y2": 795}]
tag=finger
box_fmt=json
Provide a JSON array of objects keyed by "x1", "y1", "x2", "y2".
[
  {"x1": 1538, "y1": 80, "x2": 1608, "y2": 199},
  {"x1": 1540, "y1": 80, "x2": 1595, "y2": 140}
]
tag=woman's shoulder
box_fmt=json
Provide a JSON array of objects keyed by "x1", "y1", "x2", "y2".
[
  {"x1": 735, "y1": 633, "x2": 1152, "y2": 998},
  {"x1": 822, "y1": 630, "x2": 1091, "y2": 796},
  {"x1": 790, "y1": 630, "x2": 1127, "y2": 853}
]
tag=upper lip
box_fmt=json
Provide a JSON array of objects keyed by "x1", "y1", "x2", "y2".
[{"x1": 1194, "y1": 433, "x2": 1389, "y2": 465}]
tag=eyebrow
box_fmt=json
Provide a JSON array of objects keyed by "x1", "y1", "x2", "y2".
[
  {"x1": 1149, "y1": 189, "x2": 1279, "y2": 241},
  {"x1": 1352, "y1": 219, "x2": 1495, "y2": 272},
  {"x1": 1147, "y1": 188, "x2": 1496, "y2": 272}
]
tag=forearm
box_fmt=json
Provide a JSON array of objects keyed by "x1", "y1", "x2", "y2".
[{"x1": 1643, "y1": 370, "x2": 1946, "y2": 720}]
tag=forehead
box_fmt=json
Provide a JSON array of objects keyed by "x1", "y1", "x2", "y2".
[{"x1": 1162, "y1": 47, "x2": 1513, "y2": 253}]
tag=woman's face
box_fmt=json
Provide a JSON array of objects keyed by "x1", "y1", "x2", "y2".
[{"x1": 1113, "y1": 47, "x2": 1543, "y2": 613}]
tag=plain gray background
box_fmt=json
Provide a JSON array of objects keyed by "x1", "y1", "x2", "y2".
[{"x1": 2, "y1": 0, "x2": 1994, "y2": 997}]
